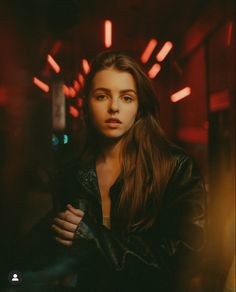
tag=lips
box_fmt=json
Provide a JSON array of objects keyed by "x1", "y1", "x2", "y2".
[{"x1": 105, "y1": 118, "x2": 122, "y2": 123}]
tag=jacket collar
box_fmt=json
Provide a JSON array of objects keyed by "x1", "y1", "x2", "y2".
[{"x1": 75, "y1": 159, "x2": 124, "y2": 202}]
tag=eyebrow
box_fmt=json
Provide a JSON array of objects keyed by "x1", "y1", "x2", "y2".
[{"x1": 92, "y1": 88, "x2": 137, "y2": 95}]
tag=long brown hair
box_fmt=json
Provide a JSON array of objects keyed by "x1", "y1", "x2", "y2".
[{"x1": 80, "y1": 51, "x2": 177, "y2": 232}]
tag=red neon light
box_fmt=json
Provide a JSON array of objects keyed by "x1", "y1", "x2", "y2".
[
  {"x1": 171, "y1": 87, "x2": 191, "y2": 102},
  {"x1": 227, "y1": 22, "x2": 233, "y2": 46},
  {"x1": 82, "y1": 59, "x2": 90, "y2": 74},
  {"x1": 47, "y1": 54, "x2": 61, "y2": 73},
  {"x1": 69, "y1": 87, "x2": 76, "y2": 98},
  {"x1": 77, "y1": 98, "x2": 83, "y2": 107},
  {"x1": 62, "y1": 84, "x2": 70, "y2": 96},
  {"x1": 104, "y1": 20, "x2": 112, "y2": 48},
  {"x1": 148, "y1": 64, "x2": 161, "y2": 79},
  {"x1": 73, "y1": 80, "x2": 80, "y2": 92},
  {"x1": 78, "y1": 73, "x2": 85, "y2": 87},
  {"x1": 141, "y1": 39, "x2": 158, "y2": 63},
  {"x1": 156, "y1": 41, "x2": 173, "y2": 62},
  {"x1": 33, "y1": 77, "x2": 49, "y2": 93},
  {"x1": 69, "y1": 106, "x2": 79, "y2": 118}
]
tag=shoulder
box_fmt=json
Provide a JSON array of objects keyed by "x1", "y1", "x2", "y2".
[{"x1": 168, "y1": 145, "x2": 204, "y2": 187}]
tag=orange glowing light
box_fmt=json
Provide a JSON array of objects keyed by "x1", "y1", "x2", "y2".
[
  {"x1": 69, "y1": 106, "x2": 79, "y2": 118},
  {"x1": 62, "y1": 84, "x2": 69, "y2": 96},
  {"x1": 156, "y1": 41, "x2": 173, "y2": 62},
  {"x1": 141, "y1": 39, "x2": 158, "y2": 63},
  {"x1": 77, "y1": 98, "x2": 83, "y2": 107},
  {"x1": 82, "y1": 59, "x2": 90, "y2": 74},
  {"x1": 171, "y1": 87, "x2": 191, "y2": 102},
  {"x1": 47, "y1": 54, "x2": 61, "y2": 73},
  {"x1": 69, "y1": 87, "x2": 76, "y2": 98},
  {"x1": 104, "y1": 20, "x2": 112, "y2": 48},
  {"x1": 78, "y1": 73, "x2": 85, "y2": 87},
  {"x1": 227, "y1": 22, "x2": 233, "y2": 46},
  {"x1": 148, "y1": 63, "x2": 161, "y2": 79},
  {"x1": 73, "y1": 80, "x2": 80, "y2": 92},
  {"x1": 33, "y1": 77, "x2": 50, "y2": 93}
]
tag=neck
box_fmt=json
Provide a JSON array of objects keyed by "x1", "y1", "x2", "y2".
[{"x1": 97, "y1": 136, "x2": 123, "y2": 164}]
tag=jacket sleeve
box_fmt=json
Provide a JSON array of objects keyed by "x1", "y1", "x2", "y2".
[{"x1": 73, "y1": 154, "x2": 207, "y2": 283}]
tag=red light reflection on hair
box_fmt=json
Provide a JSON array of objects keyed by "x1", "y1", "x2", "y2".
[
  {"x1": 156, "y1": 41, "x2": 173, "y2": 62},
  {"x1": 47, "y1": 54, "x2": 61, "y2": 73},
  {"x1": 141, "y1": 39, "x2": 158, "y2": 63},
  {"x1": 82, "y1": 59, "x2": 90, "y2": 74},
  {"x1": 33, "y1": 77, "x2": 49, "y2": 93},
  {"x1": 171, "y1": 87, "x2": 191, "y2": 102},
  {"x1": 148, "y1": 64, "x2": 161, "y2": 79},
  {"x1": 104, "y1": 20, "x2": 112, "y2": 48},
  {"x1": 69, "y1": 106, "x2": 79, "y2": 118}
]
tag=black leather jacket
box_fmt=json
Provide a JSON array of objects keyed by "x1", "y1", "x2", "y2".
[{"x1": 54, "y1": 149, "x2": 207, "y2": 292}]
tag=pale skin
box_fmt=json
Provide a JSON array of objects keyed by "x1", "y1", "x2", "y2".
[{"x1": 52, "y1": 68, "x2": 139, "y2": 246}]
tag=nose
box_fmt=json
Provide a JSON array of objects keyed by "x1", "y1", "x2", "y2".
[{"x1": 108, "y1": 97, "x2": 119, "y2": 113}]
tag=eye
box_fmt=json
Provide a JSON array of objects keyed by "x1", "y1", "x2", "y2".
[
  {"x1": 122, "y1": 95, "x2": 133, "y2": 103},
  {"x1": 95, "y1": 94, "x2": 107, "y2": 100}
]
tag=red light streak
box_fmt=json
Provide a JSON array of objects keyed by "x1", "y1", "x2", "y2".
[
  {"x1": 69, "y1": 106, "x2": 79, "y2": 118},
  {"x1": 33, "y1": 77, "x2": 49, "y2": 93},
  {"x1": 226, "y1": 22, "x2": 233, "y2": 46},
  {"x1": 104, "y1": 20, "x2": 112, "y2": 48},
  {"x1": 171, "y1": 87, "x2": 191, "y2": 102},
  {"x1": 82, "y1": 59, "x2": 90, "y2": 74},
  {"x1": 63, "y1": 84, "x2": 70, "y2": 96},
  {"x1": 141, "y1": 39, "x2": 158, "y2": 63},
  {"x1": 156, "y1": 41, "x2": 173, "y2": 62},
  {"x1": 47, "y1": 54, "x2": 61, "y2": 73},
  {"x1": 69, "y1": 87, "x2": 76, "y2": 98},
  {"x1": 73, "y1": 80, "x2": 80, "y2": 92},
  {"x1": 77, "y1": 98, "x2": 83, "y2": 107},
  {"x1": 78, "y1": 73, "x2": 84, "y2": 87},
  {"x1": 148, "y1": 64, "x2": 161, "y2": 79}
]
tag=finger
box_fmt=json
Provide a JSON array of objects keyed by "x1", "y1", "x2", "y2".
[
  {"x1": 53, "y1": 217, "x2": 78, "y2": 232},
  {"x1": 57, "y1": 211, "x2": 81, "y2": 225},
  {"x1": 67, "y1": 204, "x2": 84, "y2": 217},
  {"x1": 51, "y1": 224, "x2": 75, "y2": 240},
  {"x1": 54, "y1": 237, "x2": 72, "y2": 247}
]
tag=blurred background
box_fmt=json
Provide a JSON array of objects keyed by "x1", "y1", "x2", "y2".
[{"x1": 0, "y1": 0, "x2": 235, "y2": 291}]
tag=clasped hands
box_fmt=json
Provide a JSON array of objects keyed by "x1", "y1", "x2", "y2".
[{"x1": 51, "y1": 204, "x2": 84, "y2": 247}]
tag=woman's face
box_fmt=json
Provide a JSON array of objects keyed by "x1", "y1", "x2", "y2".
[{"x1": 88, "y1": 68, "x2": 139, "y2": 139}]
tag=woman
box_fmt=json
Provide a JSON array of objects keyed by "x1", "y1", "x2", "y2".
[{"x1": 52, "y1": 50, "x2": 206, "y2": 292}]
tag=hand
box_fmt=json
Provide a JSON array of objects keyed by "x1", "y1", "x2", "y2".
[{"x1": 51, "y1": 204, "x2": 84, "y2": 247}]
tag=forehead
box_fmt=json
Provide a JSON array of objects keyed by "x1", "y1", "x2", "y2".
[{"x1": 91, "y1": 68, "x2": 137, "y2": 91}]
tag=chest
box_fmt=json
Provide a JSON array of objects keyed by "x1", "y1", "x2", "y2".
[{"x1": 96, "y1": 163, "x2": 120, "y2": 217}]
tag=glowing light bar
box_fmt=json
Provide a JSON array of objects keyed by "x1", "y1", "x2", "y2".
[
  {"x1": 47, "y1": 54, "x2": 61, "y2": 73},
  {"x1": 69, "y1": 106, "x2": 79, "y2": 118},
  {"x1": 171, "y1": 87, "x2": 191, "y2": 102},
  {"x1": 227, "y1": 22, "x2": 233, "y2": 46},
  {"x1": 69, "y1": 87, "x2": 76, "y2": 98},
  {"x1": 104, "y1": 20, "x2": 112, "y2": 48},
  {"x1": 141, "y1": 39, "x2": 158, "y2": 63},
  {"x1": 63, "y1": 84, "x2": 69, "y2": 96},
  {"x1": 33, "y1": 77, "x2": 49, "y2": 93},
  {"x1": 73, "y1": 80, "x2": 80, "y2": 92},
  {"x1": 77, "y1": 97, "x2": 83, "y2": 107},
  {"x1": 78, "y1": 73, "x2": 85, "y2": 87},
  {"x1": 148, "y1": 64, "x2": 161, "y2": 79},
  {"x1": 156, "y1": 41, "x2": 173, "y2": 62},
  {"x1": 82, "y1": 59, "x2": 90, "y2": 74}
]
